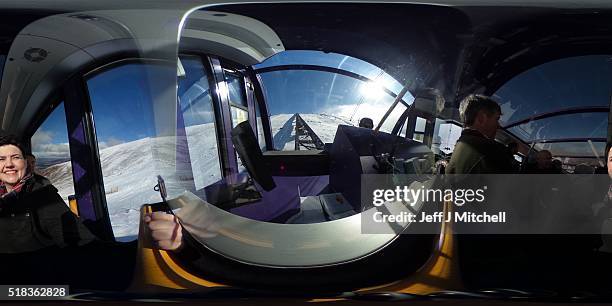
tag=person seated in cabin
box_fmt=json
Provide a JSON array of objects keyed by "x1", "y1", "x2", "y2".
[
  {"x1": 551, "y1": 158, "x2": 563, "y2": 173},
  {"x1": 445, "y1": 94, "x2": 513, "y2": 174},
  {"x1": 535, "y1": 149, "x2": 553, "y2": 171},
  {"x1": 524, "y1": 150, "x2": 562, "y2": 174},
  {"x1": 358, "y1": 117, "x2": 374, "y2": 129},
  {"x1": 535, "y1": 150, "x2": 561, "y2": 174},
  {"x1": 0, "y1": 136, "x2": 95, "y2": 253},
  {"x1": 0, "y1": 135, "x2": 176, "y2": 289}
]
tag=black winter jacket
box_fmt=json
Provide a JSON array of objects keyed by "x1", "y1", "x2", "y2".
[
  {"x1": 0, "y1": 175, "x2": 136, "y2": 289},
  {"x1": 0, "y1": 174, "x2": 96, "y2": 253}
]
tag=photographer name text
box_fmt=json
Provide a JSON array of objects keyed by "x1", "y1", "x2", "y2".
[{"x1": 373, "y1": 211, "x2": 506, "y2": 223}]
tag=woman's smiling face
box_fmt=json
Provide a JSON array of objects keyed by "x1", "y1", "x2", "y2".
[{"x1": 0, "y1": 145, "x2": 27, "y2": 190}]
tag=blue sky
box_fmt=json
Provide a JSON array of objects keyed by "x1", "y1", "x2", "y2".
[
  {"x1": 35, "y1": 102, "x2": 68, "y2": 143},
  {"x1": 494, "y1": 55, "x2": 611, "y2": 148},
  {"x1": 86, "y1": 63, "x2": 160, "y2": 144},
  {"x1": 495, "y1": 55, "x2": 612, "y2": 126},
  {"x1": 33, "y1": 63, "x2": 165, "y2": 156}
]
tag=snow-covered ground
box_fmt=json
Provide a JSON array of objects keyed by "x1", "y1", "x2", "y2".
[
  {"x1": 38, "y1": 113, "x2": 353, "y2": 240},
  {"x1": 300, "y1": 113, "x2": 353, "y2": 143},
  {"x1": 38, "y1": 124, "x2": 221, "y2": 239}
]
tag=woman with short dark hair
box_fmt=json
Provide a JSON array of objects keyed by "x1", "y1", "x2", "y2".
[
  {"x1": 0, "y1": 135, "x2": 97, "y2": 253},
  {"x1": 0, "y1": 135, "x2": 137, "y2": 289},
  {"x1": 0, "y1": 135, "x2": 183, "y2": 288}
]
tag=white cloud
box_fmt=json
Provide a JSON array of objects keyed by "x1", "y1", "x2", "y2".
[
  {"x1": 32, "y1": 142, "x2": 70, "y2": 159},
  {"x1": 31, "y1": 129, "x2": 54, "y2": 146}
]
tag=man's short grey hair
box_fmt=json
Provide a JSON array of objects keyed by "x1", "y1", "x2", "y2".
[{"x1": 459, "y1": 94, "x2": 501, "y2": 126}]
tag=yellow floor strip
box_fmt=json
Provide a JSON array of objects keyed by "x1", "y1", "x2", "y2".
[{"x1": 356, "y1": 201, "x2": 461, "y2": 295}]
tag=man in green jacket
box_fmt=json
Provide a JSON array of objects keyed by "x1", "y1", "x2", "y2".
[
  {"x1": 445, "y1": 94, "x2": 512, "y2": 174},
  {"x1": 444, "y1": 95, "x2": 520, "y2": 288}
]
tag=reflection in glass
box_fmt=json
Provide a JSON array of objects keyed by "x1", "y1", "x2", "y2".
[
  {"x1": 225, "y1": 70, "x2": 247, "y2": 107},
  {"x1": 231, "y1": 106, "x2": 248, "y2": 127},
  {"x1": 178, "y1": 56, "x2": 223, "y2": 191}
]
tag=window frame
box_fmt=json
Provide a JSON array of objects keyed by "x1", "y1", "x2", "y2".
[{"x1": 249, "y1": 68, "x2": 275, "y2": 151}]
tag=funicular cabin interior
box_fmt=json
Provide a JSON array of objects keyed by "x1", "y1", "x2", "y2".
[{"x1": 0, "y1": 0, "x2": 611, "y2": 300}]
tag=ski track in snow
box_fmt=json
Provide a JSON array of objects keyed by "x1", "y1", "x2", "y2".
[{"x1": 38, "y1": 113, "x2": 353, "y2": 239}]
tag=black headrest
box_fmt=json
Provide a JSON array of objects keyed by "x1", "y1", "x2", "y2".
[{"x1": 231, "y1": 121, "x2": 276, "y2": 191}]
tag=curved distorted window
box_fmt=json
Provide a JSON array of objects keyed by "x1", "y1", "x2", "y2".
[
  {"x1": 497, "y1": 55, "x2": 612, "y2": 125},
  {"x1": 495, "y1": 55, "x2": 612, "y2": 172},
  {"x1": 255, "y1": 51, "x2": 412, "y2": 151}
]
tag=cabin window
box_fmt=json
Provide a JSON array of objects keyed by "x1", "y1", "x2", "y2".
[
  {"x1": 178, "y1": 55, "x2": 223, "y2": 190},
  {"x1": 31, "y1": 102, "x2": 76, "y2": 204},
  {"x1": 495, "y1": 55, "x2": 612, "y2": 172},
  {"x1": 413, "y1": 117, "x2": 427, "y2": 142},
  {"x1": 220, "y1": 68, "x2": 249, "y2": 173},
  {"x1": 254, "y1": 50, "x2": 412, "y2": 151},
  {"x1": 86, "y1": 62, "x2": 166, "y2": 240},
  {"x1": 433, "y1": 119, "x2": 462, "y2": 154},
  {"x1": 225, "y1": 69, "x2": 249, "y2": 127}
]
